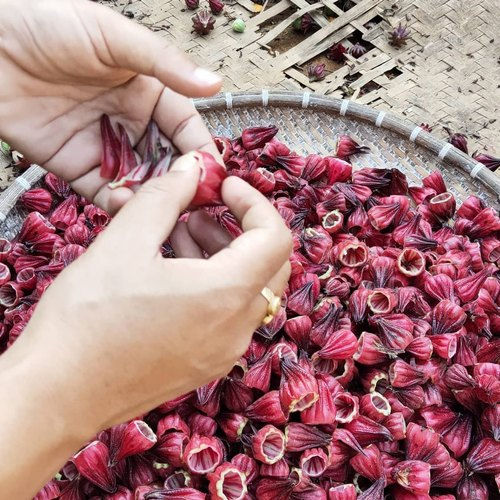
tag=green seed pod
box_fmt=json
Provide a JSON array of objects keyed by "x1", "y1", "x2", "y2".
[
  {"x1": 0, "y1": 141, "x2": 10, "y2": 155},
  {"x1": 232, "y1": 18, "x2": 246, "y2": 33}
]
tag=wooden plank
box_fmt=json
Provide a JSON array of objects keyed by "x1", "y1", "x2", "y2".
[
  {"x1": 350, "y1": 59, "x2": 397, "y2": 88},
  {"x1": 236, "y1": 1, "x2": 291, "y2": 50},
  {"x1": 321, "y1": 0, "x2": 369, "y2": 34},
  {"x1": 246, "y1": 0, "x2": 291, "y2": 28},
  {"x1": 294, "y1": 5, "x2": 381, "y2": 65},
  {"x1": 272, "y1": 0, "x2": 382, "y2": 71},
  {"x1": 287, "y1": 0, "x2": 329, "y2": 27},
  {"x1": 316, "y1": 65, "x2": 351, "y2": 93},
  {"x1": 257, "y1": 3, "x2": 324, "y2": 47},
  {"x1": 321, "y1": 0, "x2": 344, "y2": 16},
  {"x1": 351, "y1": 87, "x2": 361, "y2": 100},
  {"x1": 237, "y1": 0, "x2": 259, "y2": 13},
  {"x1": 357, "y1": 90, "x2": 382, "y2": 104},
  {"x1": 349, "y1": 51, "x2": 391, "y2": 73},
  {"x1": 373, "y1": 74, "x2": 391, "y2": 85},
  {"x1": 296, "y1": 24, "x2": 354, "y2": 64},
  {"x1": 284, "y1": 68, "x2": 313, "y2": 88},
  {"x1": 363, "y1": 26, "x2": 385, "y2": 42},
  {"x1": 240, "y1": 0, "x2": 332, "y2": 55},
  {"x1": 284, "y1": 67, "x2": 338, "y2": 92}
]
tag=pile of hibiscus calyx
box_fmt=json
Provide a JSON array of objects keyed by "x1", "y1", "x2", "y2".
[{"x1": 2, "y1": 119, "x2": 499, "y2": 500}]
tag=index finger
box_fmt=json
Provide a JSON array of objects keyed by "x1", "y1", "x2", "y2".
[
  {"x1": 209, "y1": 176, "x2": 293, "y2": 292},
  {"x1": 153, "y1": 88, "x2": 222, "y2": 162}
]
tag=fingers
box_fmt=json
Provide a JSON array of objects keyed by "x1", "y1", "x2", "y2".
[
  {"x1": 90, "y1": 1, "x2": 222, "y2": 97},
  {"x1": 96, "y1": 185, "x2": 135, "y2": 216},
  {"x1": 52, "y1": 87, "x2": 220, "y2": 213},
  {"x1": 187, "y1": 211, "x2": 232, "y2": 256},
  {"x1": 268, "y1": 261, "x2": 291, "y2": 303},
  {"x1": 70, "y1": 167, "x2": 134, "y2": 215},
  {"x1": 153, "y1": 88, "x2": 222, "y2": 162},
  {"x1": 169, "y1": 222, "x2": 204, "y2": 259},
  {"x1": 210, "y1": 176, "x2": 293, "y2": 293},
  {"x1": 102, "y1": 153, "x2": 200, "y2": 254},
  {"x1": 42, "y1": 74, "x2": 162, "y2": 206}
]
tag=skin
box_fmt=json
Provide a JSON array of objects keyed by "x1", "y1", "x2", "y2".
[
  {"x1": 0, "y1": 0, "x2": 223, "y2": 212},
  {"x1": 0, "y1": 1, "x2": 292, "y2": 498}
]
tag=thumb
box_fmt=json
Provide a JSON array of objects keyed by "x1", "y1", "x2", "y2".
[
  {"x1": 104, "y1": 153, "x2": 201, "y2": 253},
  {"x1": 87, "y1": 1, "x2": 222, "y2": 96}
]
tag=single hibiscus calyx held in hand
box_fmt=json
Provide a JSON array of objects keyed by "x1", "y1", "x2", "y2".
[
  {"x1": 99, "y1": 115, "x2": 227, "y2": 207},
  {"x1": 190, "y1": 151, "x2": 228, "y2": 207}
]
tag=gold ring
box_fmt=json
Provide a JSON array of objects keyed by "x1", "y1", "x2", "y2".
[{"x1": 260, "y1": 287, "x2": 281, "y2": 325}]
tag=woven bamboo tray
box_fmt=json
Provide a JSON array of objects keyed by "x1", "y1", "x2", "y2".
[
  {"x1": 0, "y1": 90, "x2": 498, "y2": 239},
  {"x1": 106, "y1": 0, "x2": 499, "y2": 153}
]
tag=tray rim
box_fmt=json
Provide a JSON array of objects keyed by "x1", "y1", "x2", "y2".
[{"x1": 0, "y1": 90, "x2": 498, "y2": 227}]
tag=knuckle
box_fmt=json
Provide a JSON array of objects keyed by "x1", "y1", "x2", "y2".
[
  {"x1": 171, "y1": 112, "x2": 199, "y2": 142},
  {"x1": 138, "y1": 176, "x2": 175, "y2": 198}
]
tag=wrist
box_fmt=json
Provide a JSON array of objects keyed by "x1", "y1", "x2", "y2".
[
  {"x1": 0, "y1": 331, "x2": 96, "y2": 449},
  {"x1": 0, "y1": 335, "x2": 95, "y2": 497}
]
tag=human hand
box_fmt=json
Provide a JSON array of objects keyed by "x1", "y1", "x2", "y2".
[
  {"x1": 10, "y1": 153, "x2": 292, "y2": 439},
  {"x1": 0, "y1": 0, "x2": 222, "y2": 213}
]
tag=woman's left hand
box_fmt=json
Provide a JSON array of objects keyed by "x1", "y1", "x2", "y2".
[{"x1": 0, "y1": 0, "x2": 223, "y2": 213}]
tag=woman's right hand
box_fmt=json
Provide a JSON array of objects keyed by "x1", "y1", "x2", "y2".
[{"x1": 5, "y1": 153, "x2": 292, "y2": 438}]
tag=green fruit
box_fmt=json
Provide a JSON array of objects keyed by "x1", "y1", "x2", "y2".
[
  {"x1": 232, "y1": 18, "x2": 246, "y2": 33},
  {"x1": 0, "y1": 141, "x2": 10, "y2": 155}
]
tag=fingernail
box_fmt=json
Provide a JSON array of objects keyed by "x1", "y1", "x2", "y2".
[
  {"x1": 170, "y1": 152, "x2": 200, "y2": 173},
  {"x1": 193, "y1": 67, "x2": 223, "y2": 86}
]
